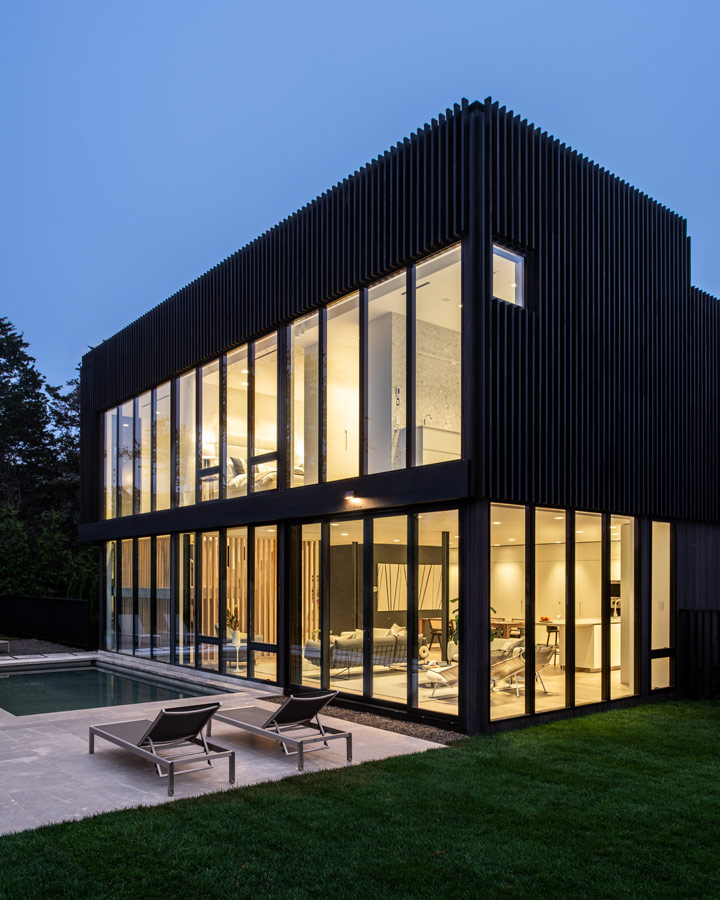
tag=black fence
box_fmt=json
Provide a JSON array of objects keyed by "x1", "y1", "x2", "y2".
[
  {"x1": 677, "y1": 610, "x2": 720, "y2": 699},
  {"x1": 0, "y1": 595, "x2": 97, "y2": 651}
]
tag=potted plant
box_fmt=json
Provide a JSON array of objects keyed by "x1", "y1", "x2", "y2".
[{"x1": 226, "y1": 606, "x2": 241, "y2": 642}]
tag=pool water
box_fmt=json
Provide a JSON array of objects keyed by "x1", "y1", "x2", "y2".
[{"x1": 0, "y1": 666, "x2": 212, "y2": 716}]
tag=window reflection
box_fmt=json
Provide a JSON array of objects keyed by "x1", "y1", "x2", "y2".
[
  {"x1": 135, "y1": 392, "x2": 152, "y2": 514},
  {"x1": 177, "y1": 372, "x2": 196, "y2": 507},
  {"x1": 226, "y1": 346, "x2": 249, "y2": 498},
  {"x1": 327, "y1": 294, "x2": 360, "y2": 481},
  {"x1": 534, "y1": 509, "x2": 565, "y2": 712},
  {"x1": 154, "y1": 383, "x2": 171, "y2": 511},
  {"x1": 493, "y1": 244, "x2": 524, "y2": 306},
  {"x1": 118, "y1": 401, "x2": 133, "y2": 517},
  {"x1": 291, "y1": 313, "x2": 320, "y2": 486}
]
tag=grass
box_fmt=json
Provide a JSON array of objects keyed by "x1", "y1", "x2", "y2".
[{"x1": 1, "y1": 700, "x2": 719, "y2": 900}]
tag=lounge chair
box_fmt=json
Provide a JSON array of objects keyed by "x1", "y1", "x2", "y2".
[
  {"x1": 208, "y1": 690, "x2": 352, "y2": 771},
  {"x1": 425, "y1": 663, "x2": 459, "y2": 697},
  {"x1": 89, "y1": 702, "x2": 235, "y2": 796}
]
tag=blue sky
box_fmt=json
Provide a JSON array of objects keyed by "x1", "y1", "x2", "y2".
[{"x1": 1, "y1": 0, "x2": 718, "y2": 386}]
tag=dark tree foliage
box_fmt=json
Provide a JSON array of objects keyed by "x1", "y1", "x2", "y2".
[{"x1": 0, "y1": 317, "x2": 98, "y2": 600}]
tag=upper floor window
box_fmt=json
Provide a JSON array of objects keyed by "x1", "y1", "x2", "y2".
[{"x1": 493, "y1": 244, "x2": 525, "y2": 306}]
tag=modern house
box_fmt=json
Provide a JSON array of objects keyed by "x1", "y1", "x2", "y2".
[{"x1": 79, "y1": 98, "x2": 720, "y2": 733}]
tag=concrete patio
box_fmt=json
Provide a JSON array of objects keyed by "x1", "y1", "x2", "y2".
[{"x1": 0, "y1": 660, "x2": 441, "y2": 837}]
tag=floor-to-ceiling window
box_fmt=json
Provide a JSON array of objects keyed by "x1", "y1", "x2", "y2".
[
  {"x1": 197, "y1": 532, "x2": 220, "y2": 670},
  {"x1": 137, "y1": 536, "x2": 152, "y2": 656},
  {"x1": 611, "y1": 515, "x2": 636, "y2": 699},
  {"x1": 574, "y1": 511, "x2": 603, "y2": 706},
  {"x1": 651, "y1": 522, "x2": 673, "y2": 689},
  {"x1": 118, "y1": 538, "x2": 134, "y2": 653},
  {"x1": 154, "y1": 383, "x2": 171, "y2": 511},
  {"x1": 177, "y1": 373, "x2": 196, "y2": 507},
  {"x1": 135, "y1": 392, "x2": 152, "y2": 514},
  {"x1": 252, "y1": 525, "x2": 277, "y2": 680},
  {"x1": 199, "y1": 362, "x2": 221, "y2": 502},
  {"x1": 104, "y1": 541, "x2": 116, "y2": 649},
  {"x1": 226, "y1": 526, "x2": 248, "y2": 677},
  {"x1": 178, "y1": 532, "x2": 195, "y2": 666},
  {"x1": 226, "y1": 346, "x2": 249, "y2": 499},
  {"x1": 290, "y1": 313, "x2": 320, "y2": 486},
  {"x1": 534, "y1": 508, "x2": 566, "y2": 712},
  {"x1": 155, "y1": 535, "x2": 171, "y2": 662},
  {"x1": 329, "y1": 519, "x2": 364, "y2": 695},
  {"x1": 327, "y1": 294, "x2": 360, "y2": 481},
  {"x1": 118, "y1": 401, "x2": 134, "y2": 517}
]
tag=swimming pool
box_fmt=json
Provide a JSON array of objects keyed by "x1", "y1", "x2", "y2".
[{"x1": 0, "y1": 664, "x2": 222, "y2": 716}]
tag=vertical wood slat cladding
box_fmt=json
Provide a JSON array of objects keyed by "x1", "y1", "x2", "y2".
[
  {"x1": 678, "y1": 611, "x2": 720, "y2": 697},
  {"x1": 80, "y1": 102, "x2": 471, "y2": 523},
  {"x1": 481, "y1": 99, "x2": 717, "y2": 523}
]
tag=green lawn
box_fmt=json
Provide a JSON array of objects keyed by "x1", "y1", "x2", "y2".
[{"x1": 1, "y1": 701, "x2": 719, "y2": 900}]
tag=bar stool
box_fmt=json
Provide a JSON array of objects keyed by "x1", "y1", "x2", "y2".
[{"x1": 545, "y1": 624, "x2": 560, "y2": 664}]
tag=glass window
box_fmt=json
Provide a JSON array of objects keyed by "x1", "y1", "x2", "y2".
[
  {"x1": 226, "y1": 346, "x2": 249, "y2": 499},
  {"x1": 226, "y1": 527, "x2": 248, "y2": 678},
  {"x1": 155, "y1": 535, "x2": 171, "y2": 662},
  {"x1": 103, "y1": 409, "x2": 117, "y2": 520},
  {"x1": 253, "y1": 525, "x2": 277, "y2": 682},
  {"x1": 327, "y1": 293, "x2": 360, "y2": 481},
  {"x1": 135, "y1": 392, "x2": 152, "y2": 515},
  {"x1": 611, "y1": 515, "x2": 637, "y2": 699},
  {"x1": 137, "y1": 536, "x2": 152, "y2": 656},
  {"x1": 490, "y1": 504, "x2": 526, "y2": 721},
  {"x1": 534, "y1": 509, "x2": 566, "y2": 712},
  {"x1": 416, "y1": 510, "x2": 459, "y2": 716},
  {"x1": 197, "y1": 532, "x2": 220, "y2": 671},
  {"x1": 415, "y1": 246, "x2": 462, "y2": 465},
  {"x1": 200, "y1": 360, "x2": 220, "y2": 502},
  {"x1": 154, "y1": 383, "x2": 171, "y2": 511},
  {"x1": 368, "y1": 271, "x2": 406, "y2": 474},
  {"x1": 177, "y1": 371, "x2": 196, "y2": 507},
  {"x1": 178, "y1": 532, "x2": 195, "y2": 666},
  {"x1": 290, "y1": 313, "x2": 320, "y2": 487},
  {"x1": 118, "y1": 539, "x2": 134, "y2": 654},
  {"x1": 118, "y1": 401, "x2": 134, "y2": 517},
  {"x1": 296, "y1": 523, "x2": 322, "y2": 687},
  {"x1": 574, "y1": 512, "x2": 603, "y2": 706},
  {"x1": 104, "y1": 541, "x2": 116, "y2": 649},
  {"x1": 372, "y1": 515, "x2": 407, "y2": 704},
  {"x1": 493, "y1": 244, "x2": 524, "y2": 306},
  {"x1": 253, "y1": 334, "x2": 278, "y2": 493},
  {"x1": 652, "y1": 522, "x2": 673, "y2": 689},
  {"x1": 329, "y1": 519, "x2": 364, "y2": 696}
]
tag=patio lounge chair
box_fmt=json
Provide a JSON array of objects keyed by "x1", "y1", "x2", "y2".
[
  {"x1": 89, "y1": 702, "x2": 235, "y2": 796},
  {"x1": 207, "y1": 690, "x2": 352, "y2": 772}
]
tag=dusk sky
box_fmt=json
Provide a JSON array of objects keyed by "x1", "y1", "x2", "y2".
[{"x1": 2, "y1": 0, "x2": 718, "y2": 387}]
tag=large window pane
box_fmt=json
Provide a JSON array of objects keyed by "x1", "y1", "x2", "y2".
[
  {"x1": 490, "y1": 504, "x2": 526, "y2": 721},
  {"x1": 103, "y1": 409, "x2": 117, "y2": 520},
  {"x1": 135, "y1": 392, "x2": 152, "y2": 514},
  {"x1": 372, "y1": 515, "x2": 407, "y2": 704},
  {"x1": 493, "y1": 244, "x2": 525, "y2": 306},
  {"x1": 226, "y1": 346, "x2": 249, "y2": 499},
  {"x1": 226, "y1": 527, "x2": 248, "y2": 677},
  {"x1": 368, "y1": 272, "x2": 406, "y2": 474},
  {"x1": 198, "y1": 532, "x2": 219, "y2": 671},
  {"x1": 137, "y1": 536, "x2": 152, "y2": 656},
  {"x1": 290, "y1": 313, "x2": 319, "y2": 487},
  {"x1": 199, "y1": 361, "x2": 220, "y2": 502},
  {"x1": 327, "y1": 293, "x2": 360, "y2": 481},
  {"x1": 154, "y1": 383, "x2": 171, "y2": 511},
  {"x1": 652, "y1": 521, "x2": 673, "y2": 689},
  {"x1": 415, "y1": 246, "x2": 461, "y2": 465},
  {"x1": 178, "y1": 532, "x2": 195, "y2": 666},
  {"x1": 177, "y1": 371, "x2": 196, "y2": 507},
  {"x1": 575, "y1": 512, "x2": 603, "y2": 706},
  {"x1": 329, "y1": 519, "x2": 364, "y2": 696},
  {"x1": 118, "y1": 401, "x2": 134, "y2": 517},
  {"x1": 118, "y1": 539, "x2": 134, "y2": 654},
  {"x1": 297, "y1": 523, "x2": 322, "y2": 687},
  {"x1": 534, "y1": 509, "x2": 566, "y2": 712},
  {"x1": 611, "y1": 515, "x2": 636, "y2": 699},
  {"x1": 155, "y1": 535, "x2": 171, "y2": 662},
  {"x1": 104, "y1": 541, "x2": 116, "y2": 649},
  {"x1": 253, "y1": 525, "x2": 277, "y2": 682},
  {"x1": 254, "y1": 334, "x2": 277, "y2": 456},
  {"x1": 416, "y1": 510, "x2": 459, "y2": 716}
]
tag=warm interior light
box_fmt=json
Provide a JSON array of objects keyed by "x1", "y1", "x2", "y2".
[
  {"x1": 492, "y1": 521, "x2": 502, "y2": 525},
  {"x1": 393, "y1": 539, "x2": 400, "y2": 543},
  {"x1": 508, "y1": 538, "x2": 516, "y2": 542},
  {"x1": 341, "y1": 533, "x2": 349, "y2": 537},
  {"x1": 331, "y1": 523, "x2": 339, "y2": 526},
  {"x1": 554, "y1": 516, "x2": 564, "y2": 520},
  {"x1": 576, "y1": 530, "x2": 584, "y2": 534}
]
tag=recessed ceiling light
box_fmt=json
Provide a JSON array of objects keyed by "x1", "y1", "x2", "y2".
[
  {"x1": 393, "y1": 538, "x2": 400, "y2": 543},
  {"x1": 508, "y1": 538, "x2": 516, "y2": 542},
  {"x1": 267, "y1": 528, "x2": 275, "y2": 533},
  {"x1": 555, "y1": 540, "x2": 563, "y2": 544},
  {"x1": 331, "y1": 523, "x2": 339, "y2": 526},
  {"x1": 493, "y1": 543, "x2": 501, "y2": 547},
  {"x1": 341, "y1": 533, "x2": 349, "y2": 537},
  {"x1": 511, "y1": 282, "x2": 517, "y2": 287},
  {"x1": 492, "y1": 521, "x2": 502, "y2": 525},
  {"x1": 554, "y1": 516, "x2": 564, "y2": 520},
  {"x1": 454, "y1": 535, "x2": 459, "y2": 539},
  {"x1": 576, "y1": 530, "x2": 584, "y2": 534}
]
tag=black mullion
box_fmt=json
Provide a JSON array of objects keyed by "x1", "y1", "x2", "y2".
[
  {"x1": 275, "y1": 522, "x2": 288, "y2": 688},
  {"x1": 248, "y1": 343, "x2": 256, "y2": 494},
  {"x1": 132, "y1": 398, "x2": 138, "y2": 516},
  {"x1": 525, "y1": 506, "x2": 536, "y2": 716},
  {"x1": 151, "y1": 388, "x2": 157, "y2": 512},
  {"x1": 114, "y1": 405, "x2": 121, "y2": 518},
  {"x1": 247, "y1": 525, "x2": 255, "y2": 678},
  {"x1": 319, "y1": 307, "x2": 327, "y2": 483},
  {"x1": 320, "y1": 521, "x2": 331, "y2": 689},
  {"x1": 601, "y1": 513, "x2": 611, "y2": 701},
  {"x1": 440, "y1": 530, "x2": 450, "y2": 660},
  {"x1": 633, "y1": 517, "x2": 643, "y2": 696},
  {"x1": 360, "y1": 287, "x2": 369, "y2": 476},
  {"x1": 287, "y1": 525, "x2": 302, "y2": 686},
  {"x1": 406, "y1": 265, "x2": 416, "y2": 468},
  {"x1": 566, "y1": 510, "x2": 576, "y2": 707},
  {"x1": 114, "y1": 538, "x2": 121, "y2": 653},
  {"x1": 169, "y1": 533, "x2": 177, "y2": 666},
  {"x1": 407, "y1": 514, "x2": 418, "y2": 709},
  {"x1": 150, "y1": 535, "x2": 157, "y2": 659},
  {"x1": 669, "y1": 521, "x2": 677, "y2": 686},
  {"x1": 362, "y1": 516, "x2": 373, "y2": 697},
  {"x1": 220, "y1": 355, "x2": 227, "y2": 500},
  {"x1": 194, "y1": 530, "x2": 202, "y2": 668}
]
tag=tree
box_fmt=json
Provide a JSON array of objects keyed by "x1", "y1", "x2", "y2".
[{"x1": 0, "y1": 505, "x2": 32, "y2": 596}]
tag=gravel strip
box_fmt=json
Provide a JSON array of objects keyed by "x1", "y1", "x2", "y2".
[
  {"x1": 1, "y1": 638, "x2": 85, "y2": 655},
  {"x1": 263, "y1": 694, "x2": 465, "y2": 745}
]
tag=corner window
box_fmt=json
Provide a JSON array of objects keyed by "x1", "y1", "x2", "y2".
[{"x1": 493, "y1": 244, "x2": 525, "y2": 306}]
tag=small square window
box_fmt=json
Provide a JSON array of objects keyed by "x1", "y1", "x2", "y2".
[{"x1": 493, "y1": 244, "x2": 525, "y2": 306}]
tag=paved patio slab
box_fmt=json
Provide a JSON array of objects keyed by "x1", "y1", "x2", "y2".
[{"x1": 0, "y1": 682, "x2": 441, "y2": 836}]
